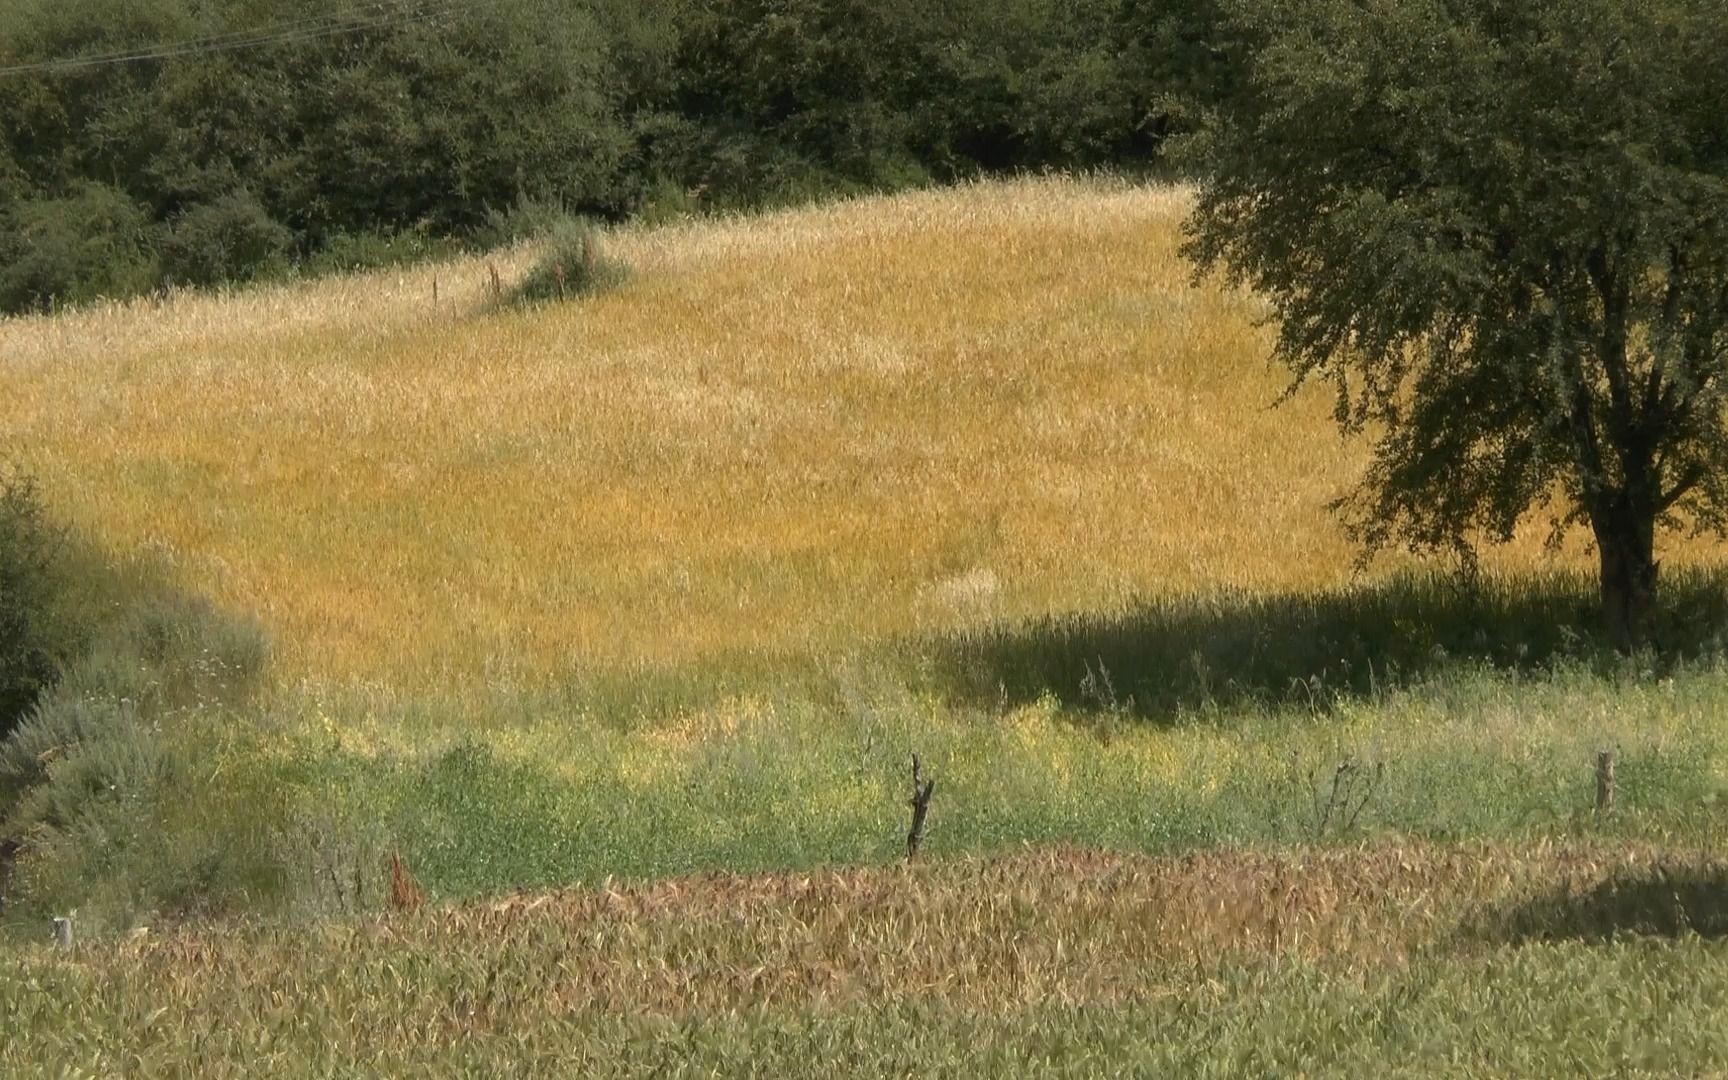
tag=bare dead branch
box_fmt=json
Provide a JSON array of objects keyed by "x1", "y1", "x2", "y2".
[{"x1": 906, "y1": 754, "x2": 936, "y2": 860}]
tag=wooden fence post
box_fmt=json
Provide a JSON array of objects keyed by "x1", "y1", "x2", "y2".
[{"x1": 1596, "y1": 749, "x2": 1616, "y2": 812}]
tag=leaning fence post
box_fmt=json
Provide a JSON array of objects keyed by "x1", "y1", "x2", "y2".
[
  {"x1": 51, "y1": 915, "x2": 72, "y2": 951},
  {"x1": 1596, "y1": 749, "x2": 1616, "y2": 812}
]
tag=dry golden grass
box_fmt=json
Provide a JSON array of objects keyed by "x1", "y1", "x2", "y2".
[{"x1": 1, "y1": 177, "x2": 1711, "y2": 685}]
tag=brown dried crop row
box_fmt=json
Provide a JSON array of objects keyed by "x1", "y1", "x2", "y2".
[{"x1": 64, "y1": 838, "x2": 1721, "y2": 1021}]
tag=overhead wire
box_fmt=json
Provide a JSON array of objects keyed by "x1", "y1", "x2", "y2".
[
  {"x1": 34, "y1": 5, "x2": 398, "y2": 62},
  {"x1": 0, "y1": 0, "x2": 475, "y2": 78}
]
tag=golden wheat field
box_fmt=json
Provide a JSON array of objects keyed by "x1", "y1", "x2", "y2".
[
  {"x1": 0, "y1": 176, "x2": 1699, "y2": 687},
  {"x1": 15, "y1": 179, "x2": 1728, "y2": 1078}
]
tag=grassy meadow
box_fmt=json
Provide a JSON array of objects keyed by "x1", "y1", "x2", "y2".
[
  {"x1": 5, "y1": 176, "x2": 1728, "y2": 1072},
  {"x1": 6, "y1": 175, "x2": 1621, "y2": 688}
]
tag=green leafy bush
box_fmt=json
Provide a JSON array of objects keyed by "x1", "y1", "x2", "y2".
[
  {"x1": 0, "y1": 519, "x2": 270, "y2": 928},
  {"x1": 470, "y1": 195, "x2": 586, "y2": 251},
  {"x1": 157, "y1": 191, "x2": 292, "y2": 288},
  {"x1": 0, "y1": 588, "x2": 266, "y2": 819},
  {"x1": 0, "y1": 465, "x2": 84, "y2": 737},
  {"x1": 0, "y1": 184, "x2": 159, "y2": 314},
  {"x1": 0, "y1": 0, "x2": 1237, "y2": 315},
  {"x1": 0, "y1": 696, "x2": 159, "y2": 837}
]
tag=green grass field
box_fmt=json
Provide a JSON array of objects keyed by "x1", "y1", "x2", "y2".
[{"x1": 4, "y1": 179, "x2": 1728, "y2": 1074}]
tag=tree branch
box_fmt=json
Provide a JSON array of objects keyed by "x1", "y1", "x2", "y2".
[
  {"x1": 1660, "y1": 463, "x2": 1707, "y2": 512},
  {"x1": 1589, "y1": 252, "x2": 1637, "y2": 454}
]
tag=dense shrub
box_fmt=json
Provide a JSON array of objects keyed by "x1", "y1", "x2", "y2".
[
  {"x1": 0, "y1": 583, "x2": 270, "y2": 928},
  {"x1": 0, "y1": 467, "x2": 270, "y2": 926},
  {"x1": 0, "y1": 563, "x2": 267, "y2": 809},
  {"x1": 158, "y1": 191, "x2": 292, "y2": 288},
  {"x1": 0, "y1": 184, "x2": 159, "y2": 314},
  {"x1": 0, "y1": 466, "x2": 84, "y2": 737},
  {"x1": 470, "y1": 195, "x2": 590, "y2": 251}
]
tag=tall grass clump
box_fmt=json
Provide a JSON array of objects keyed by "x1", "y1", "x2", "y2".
[{"x1": 506, "y1": 223, "x2": 628, "y2": 308}]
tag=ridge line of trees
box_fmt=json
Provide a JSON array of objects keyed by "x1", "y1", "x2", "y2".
[{"x1": 0, "y1": 0, "x2": 1235, "y2": 315}]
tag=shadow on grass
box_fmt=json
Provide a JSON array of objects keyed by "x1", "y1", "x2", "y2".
[
  {"x1": 913, "y1": 567, "x2": 1728, "y2": 723},
  {"x1": 1477, "y1": 862, "x2": 1728, "y2": 943}
]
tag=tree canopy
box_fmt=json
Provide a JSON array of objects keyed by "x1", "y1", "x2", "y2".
[
  {"x1": 0, "y1": 0, "x2": 1232, "y2": 313},
  {"x1": 1185, "y1": 0, "x2": 1728, "y2": 648}
]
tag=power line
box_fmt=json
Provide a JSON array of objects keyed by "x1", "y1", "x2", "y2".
[
  {"x1": 0, "y1": 0, "x2": 472, "y2": 78},
  {"x1": 42, "y1": 5, "x2": 403, "y2": 63},
  {"x1": 0, "y1": 0, "x2": 451, "y2": 69}
]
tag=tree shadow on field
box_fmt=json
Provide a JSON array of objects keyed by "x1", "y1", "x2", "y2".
[
  {"x1": 1472, "y1": 861, "x2": 1728, "y2": 944},
  {"x1": 914, "y1": 567, "x2": 1728, "y2": 725}
]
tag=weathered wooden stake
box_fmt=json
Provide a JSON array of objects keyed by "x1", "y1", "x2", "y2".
[
  {"x1": 432, "y1": 275, "x2": 439, "y2": 304},
  {"x1": 51, "y1": 916, "x2": 72, "y2": 950},
  {"x1": 553, "y1": 261, "x2": 566, "y2": 301},
  {"x1": 489, "y1": 263, "x2": 502, "y2": 302},
  {"x1": 1596, "y1": 749, "x2": 1616, "y2": 811},
  {"x1": 0, "y1": 838, "x2": 16, "y2": 912},
  {"x1": 389, "y1": 851, "x2": 426, "y2": 912},
  {"x1": 906, "y1": 754, "x2": 935, "y2": 859}
]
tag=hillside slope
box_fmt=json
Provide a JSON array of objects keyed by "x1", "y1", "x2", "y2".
[
  {"x1": 4, "y1": 177, "x2": 1720, "y2": 688},
  {"x1": 6, "y1": 179, "x2": 1343, "y2": 685}
]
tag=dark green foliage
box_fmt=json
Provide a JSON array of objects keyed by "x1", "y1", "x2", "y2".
[
  {"x1": 0, "y1": 184, "x2": 158, "y2": 313},
  {"x1": 656, "y1": 0, "x2": 1214, "y2": 205},
  {"x1": 0, "y1": 0, "x2": 1236, "y2": 314},
  {"x1": 0, "y1": 585, "x2": 267, "y2": 825},
  {"x1": 1186, "y1": 0, "x2": 1728, "y2": 649},
  {"x1": 0, "y1": 698, "x2": 161, "y2": 842},
  {"x1": 0, "y1": 594, "x2": 269, "y2": 927},
  {"x1": 0, "y1": 485, "x2": 269, "y2": 925},
  {"x1": 158, "y1": 191, "x2": 291, "y2": 288},
  {"x1": 469, "y1": 195, "x2": 591, "y2": 252},
  {"x1": 298, "y1": 230, "x2": 464, "y2": 278},
  {"x1": 0, "y1": 466, "x2": 80, "y2": 737}
]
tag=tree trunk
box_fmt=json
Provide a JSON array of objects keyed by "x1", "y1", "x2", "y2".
[{"x1": 1594, "y1": 499, "x2": 1659, "y2": 653}]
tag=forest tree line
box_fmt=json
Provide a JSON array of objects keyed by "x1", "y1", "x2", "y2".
[{"x1": 0, "y1": 0, "x2": 1236, "y2": 314}]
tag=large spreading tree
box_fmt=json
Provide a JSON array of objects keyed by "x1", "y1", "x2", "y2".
[{"x1": 1185, "y1": 0, "x2": 1728, "y2": 649}]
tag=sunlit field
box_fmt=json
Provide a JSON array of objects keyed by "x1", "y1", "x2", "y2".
[
  {"x1": 8, "y1": 176, "x2": 1689, "y2": 691},
  {"x1": 8, "y1": 178, "x2": 1728, "y2": 1074}
]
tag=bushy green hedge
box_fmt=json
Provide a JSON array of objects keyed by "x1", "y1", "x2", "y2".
[
  {"x1": 0, "y1": 184, "x2": 159, "y2": 315},
  {"x1": 0, "y1": 594, "x2": 271, "y2": 928},
  {"x1": 0, "y1": 465, "x2": 87, "y2": 733},
  {"x1": 159, "y1": 191, "x2": 293, "y2": 288}
]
